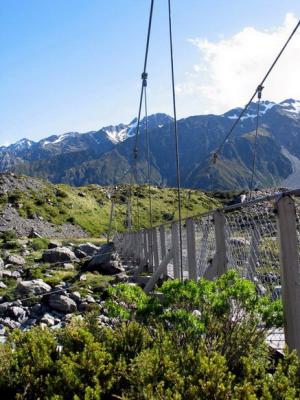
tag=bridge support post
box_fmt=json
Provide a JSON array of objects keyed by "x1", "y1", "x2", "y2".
[
  {"x1": 159, "y1": 225, "x2": 167, "y2": 276},
  {"x1": 171, "y1": 222, "x2": 180, "y2": 279},
  {"x1": 186, "y1": 218, "x2": 197, "y2": 280},
  {"x1": 152, "y1": 228, "x2": 159, "y2": 270},
  {"x1": 277, "y1": 195, "x2": 300, "y2": 355},
  {"x1": 147, "y1": 229, "x2": 154, "y2": 272},
  {"x1": 213, "y1": 209, "x2": 227, "y2": 278}
]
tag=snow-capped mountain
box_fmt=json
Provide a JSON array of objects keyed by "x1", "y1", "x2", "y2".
[
  {"x1": 223, "y1": 99, "x2": 300, "y2": 121},
  {"x1": 1, "y1": 101, "x2": 300, "y2": 190}
]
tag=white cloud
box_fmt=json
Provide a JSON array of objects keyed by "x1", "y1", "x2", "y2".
[{"x1": 177, "y1": 13, "x2": 300, "y2": 115}]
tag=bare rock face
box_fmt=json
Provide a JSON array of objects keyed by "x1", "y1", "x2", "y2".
[
  {"x1": 42, "y1": 247, "x2": 78, "y2": 263},
  {"x1": 48, "y1": 294, "x2": 77, "y2": 313},
  {"x1": 85, "y1": 242, "x2": 124, "y2": 275},
  {"x1": 16, "y1": 279, "x2": 52, "y2": 296}
]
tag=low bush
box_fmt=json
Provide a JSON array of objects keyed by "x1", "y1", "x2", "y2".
[
  {"x1": 0, "y1": 230, "x2": 17, "y2": 243},
  {"x1": 0, "y1": 271, "x2": 298, "y2": 399},
  {"x1": 30, "y1": 237, "x2": 49, "y2": 251}
]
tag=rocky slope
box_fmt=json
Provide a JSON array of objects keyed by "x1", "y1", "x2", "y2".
[{"x1": 0, "y1": 173, "x2": 219, "y2": 237}]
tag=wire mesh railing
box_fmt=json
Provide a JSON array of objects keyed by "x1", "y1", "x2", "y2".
[
  {"x1": 115, "y1": 189, "x2": 300, "y2": 297},
  {"x1": 114, "y1": 189, "x2": 300, "y2": 354}
]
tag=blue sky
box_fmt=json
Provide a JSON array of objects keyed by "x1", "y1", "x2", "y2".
[{"x1": 1, "y1": 0, "x2": 300, "y2": 144}]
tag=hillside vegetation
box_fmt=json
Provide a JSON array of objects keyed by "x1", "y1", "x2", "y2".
[{"x1": 0, "y1": 173, "x2": 219, "y2": 237}]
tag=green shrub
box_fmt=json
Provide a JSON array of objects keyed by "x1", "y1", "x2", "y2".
[
  {"x1": 7, "y1": 190, "x2": 23, "y2": 204},
  {"x1": 30, "y1": 237, "x2": 49, "y2": 250},
  {"x1": 0, "y1": 230, "x2": 17, "y2": 243},
  {"x1": 0, "y1": 272, "x2": 297, "y2": 399}
]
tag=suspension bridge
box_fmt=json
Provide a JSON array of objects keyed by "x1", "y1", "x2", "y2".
[{"x1": 108, "y1": 1, "x2": 300, "y2": 355}]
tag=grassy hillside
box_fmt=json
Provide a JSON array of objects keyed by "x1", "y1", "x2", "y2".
[{"x1": 0, "y1": 174, "x2": 219, "y2": 237}]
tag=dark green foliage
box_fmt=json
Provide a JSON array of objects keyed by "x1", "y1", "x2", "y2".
[
  {"x1": 30, "y1": 237, "x2": 49, "y2": 251},
  {"x1": 7, "y1": 190, "x2": 23, "y2": 204},
  {"x1": 0, "y1": 230, "x2": 17, "y2": 243},
  {"x1": 0, "y1": 271, "x2": 298, "y2": 399}
]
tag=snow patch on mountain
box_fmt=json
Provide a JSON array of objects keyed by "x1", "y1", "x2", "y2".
[
  {"x1": 279, "y1": 99, "x2": 300, "y2": 114},
  {"x1": 104, "y1": 126, "x2": 128, "y2": 144},
  {"x1": 224, "y1": 101, "x2": 276, "y2": 120}
]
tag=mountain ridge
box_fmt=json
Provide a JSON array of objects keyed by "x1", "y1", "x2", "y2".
[{"x1": 1, "y1": 100, "x2": 300, "y2": 190}]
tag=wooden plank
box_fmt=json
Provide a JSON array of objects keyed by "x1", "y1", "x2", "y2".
[
  {"x1": 186, "y1": 218, "x2": 197, "y2": 280},
  {"x1": 277, "y1": 195, "x2": 300, "y2": 355},
  {"x1": 144, "y1": 250, "x2": 173, "y2": 294}
]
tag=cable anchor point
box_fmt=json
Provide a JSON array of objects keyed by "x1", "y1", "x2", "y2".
[
  {"x1": 141, "y1": 72, "x2": 148, "y2": 87},
  {"x1": 256, "y1": 85, "x2": 264, "y2": 99}
]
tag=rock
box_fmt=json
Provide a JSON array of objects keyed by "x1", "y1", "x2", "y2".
[
  {"x1": 114, "y1": 272, "x2": 130, "y2": 283},
  {"x1": 11, "y1": 271, "x2": 21, "y2": 279},
  {"x1": 16, "y1": 279, "x2": 52, "y2": 296},
  {"x1": 42, "y1": 247, "x2": 78, "y2": 263},
  {"x1": 0, "y1": 302, "x2": 11, "y2": 316},
  {"x1": 2, "y1": 270, "x2": 12, "y2": 277},
  {"x1": 0, "y1": 282, "x2": 7, "y2": 289},
  {"x1": 272, "y1": 285, "x2": 282, "y2": 300},
  {"x1": 30, "y1": 303, "x2": 44, "y2": 317},
  {"x1": 62, "y1": 263, "x2": 75, "y2": 270},
  {"x1": 0, "y1": 258, "x2": 4, "y2": 269},
  {"x1": 85, "y1": 295, "x2": 96, "y2": 303},
  {"x1": 86, "y1": 242, "x2": 124, "y2": 275},
  {"x1": 48, "y1": 294, "x2": 77, "y2": 313},
  {"x1": 134, "y1": 275, "x2": 151, "y2": 287},
  {"x1": 74, "y1": 248, "x2": 88, "y2": 259},
  {"x1": 78, "y1": 302, "x2": 100, "y2": 312},
  {"x1": 78, "y1": 243, "x2": 100, "y2": 257},
  {"x1": 48, "y1": 240, "x2": 62, "y2": 249},
  {"x1": 0, "y1": 324, "x2": 6, "y2": 335},
  {"x1": 40, "y1": 313, "x2": 55, "y2": 326},
  {"x1": 7, "y1": 254, "x2": 25, "y2": 266},
  {"x1": 28, "y1": 229, "x2": 43, "y2": 239},
  {"x1": 70, "y1": 291, "x2": 81, "y2": 303},
  {"x1": 192, "y1": 310, "x2": 202, "y2": 318},
  {"x1": 9, "y1": 306, "x2": 27, "y2": 322}
]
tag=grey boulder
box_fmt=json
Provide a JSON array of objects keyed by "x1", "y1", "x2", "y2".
[
  {"x1": 78, "y1": 243, "x2": 100, "y2": 256},
  {"x1": 48, "y1": 294, "x2": 77, "y2": 313},
  {"x1": 86, "y1": 242, "x2": 124, "y2": 275},
  {"x1": 7, "y1": 255, "x2": 25, "y2": 266},
  {"x1": 16, "y1": 279, "x2": 51, "y2": 296},
  {"x1": 42, "y1": 247, "x2": 78, "y2": 263}
]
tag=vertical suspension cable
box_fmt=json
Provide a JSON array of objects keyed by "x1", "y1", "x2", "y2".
[
  {"x1": 132, "y1": 0, "x2": 154, "y2": 230},
  {"x1": 133, "y1": 0, "x2": 155, "y2": 160},
  {"x1": 144, "y1": 87, "x2": 153, "y2": 229},
  {"x1": 168, "y1": 0, "x2": 183, "y2": 280},
  {"x1": 249, "y1": 85, "x2": 263, "y2": 199}
]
